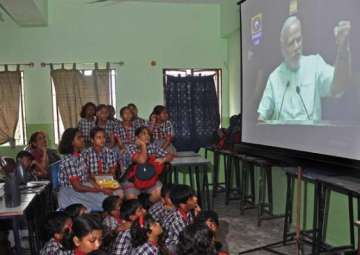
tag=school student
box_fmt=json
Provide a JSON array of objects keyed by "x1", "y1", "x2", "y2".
[
  {"x1": 110, "y1": 199, "x2": 146, "y2": 255},
  {"x1": 114, "y1": 106, "x2": 136, "y2": 147},
  {"x1": 40, "y1": 211, "x2": 73, "y2": 255},
  {"x1": 102, "y1": 195, "x2": 123, "y2": 234},
  {"x1": 78, "y1": 102, "x2": 96, "y2": 148},
  {"x1": 128, "y1": 103, "x2": 146, "y2": 129},
  {"x1": 95, "y1": 104, "x2": 117, "y2": 148},
  {"x1": 16, "y1": 150, "x2": 38, "y2": 182},
  {"x1": 58, "y1": 128, "x2": 113, "y2": 211},
  {"x1": 148, "y1": 184, "x2": 175, "y2": 227}
]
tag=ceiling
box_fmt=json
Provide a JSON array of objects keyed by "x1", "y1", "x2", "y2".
[{"x1": 0, "y1": 0, "x2": 224, "y2": 27}]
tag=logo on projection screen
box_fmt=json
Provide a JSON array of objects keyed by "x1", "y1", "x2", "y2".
[{"x1": 251, "y1": 13, "x2": 263, "y2": 46}]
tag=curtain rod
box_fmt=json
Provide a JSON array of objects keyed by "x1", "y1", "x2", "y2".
[
  {"x1": 0, "y1": 62, "x2": 34, "y2": 68},
  {"x1": 40, "y1": 61, "x2": 124, "y2": 68}
]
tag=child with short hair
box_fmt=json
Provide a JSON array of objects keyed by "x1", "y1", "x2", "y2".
[
  {"x1": 128, "y1": 103, "x2": 146, "y2": 129},
  {"x1": 78, "y1": 102, "x2": 96, "y2": 148},
  {"x1": 130, "y1": 214, "x2": 169, "y2": 255},
  {"x1": 149, "y1": 184, "x2": 175, "y2": 227},
  {"x1": 110, "y1": 199, "x2": 146, "y2": 255},
  {"x1": 163, "y1": 184, "x2": 201, "y2": 250},
  {"x1": 16, "y1": 150, "x2": 37, "y2": 182},
  {"x1": 40, "y1": 211, "x2": 73, "y2": 255},
  {"x1": 63, "y1": 215, "x2": 103, "y2": 255}
]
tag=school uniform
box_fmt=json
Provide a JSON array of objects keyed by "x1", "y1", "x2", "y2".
[
  {"x1": 111, "y1": 229, "x2": 133, "y2": 255},
  {"x1": 164, "y1": 209, "x2": 194, "y2": 248},
  {"x1": 82, "y1": 147, "x2": 117, "y2": 176},
  {"x1": 77, "y1": 118, "x2": 96, "y2": 147},
  {"x1": 132, "y1": 241, "x2": 159, "y2": 255},
  {"x1": 103, "y1": 215, "x2": 123, "y2": 233},
  {"x1": 40, "y1": 238, "x2": 71, "y2": 255},
  {"x1": 96, "y1": 119, "x2": 117, "y2": 147},
  {"x1": 149, "y1": 201, "x2": 175, "y2": 227},
  {"x1": 114, "y1": 122, "x2": 136, "y2": 145},
  {"x1": 132, "y1": 117, "x2": 146, "y2": 129},
  {"x1": 58, "y1": 153, "x2": 107, "y2": 211}
]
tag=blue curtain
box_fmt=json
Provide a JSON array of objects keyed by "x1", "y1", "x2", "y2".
[{"x1": 164, "y1": 75, "x2": 220, "y2": 151}]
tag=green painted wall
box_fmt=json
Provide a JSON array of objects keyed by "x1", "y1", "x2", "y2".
[{"x1": 0, "y1": 0, "x2": 229, "y2": 154}]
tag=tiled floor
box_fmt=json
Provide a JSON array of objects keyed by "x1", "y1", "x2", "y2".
[{"x1": 214, "y1": 194, "x2": 312, "y2": 255}]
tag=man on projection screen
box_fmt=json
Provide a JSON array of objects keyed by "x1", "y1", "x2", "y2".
[{"x1": 257, "y1": 16, "x2": 351, "y2": 122}]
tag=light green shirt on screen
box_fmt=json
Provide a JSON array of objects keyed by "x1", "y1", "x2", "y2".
[{"x1": 257, "y1": 54, "x2": 335, "y2": 121}]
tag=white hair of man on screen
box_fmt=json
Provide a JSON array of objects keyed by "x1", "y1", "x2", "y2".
[{"x1": 280, "y1": 16, "x2": 351, "y2": 72}]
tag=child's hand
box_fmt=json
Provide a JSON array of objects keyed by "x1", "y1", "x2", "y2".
[{"x1": 194, "y1": 204, "x2": 201, "y2": 216}]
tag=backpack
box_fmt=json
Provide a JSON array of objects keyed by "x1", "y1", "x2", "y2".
[{"x1": 127, "y1": 156, "x2": 164, "y2": 190}]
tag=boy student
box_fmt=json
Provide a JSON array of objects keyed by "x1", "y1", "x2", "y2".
[
  {"x1": 110, "y1": 199, "x2": 146, "y2": 255},
  {"x1": 164, "y1": 184, "x2": 201, "y2": 250}
]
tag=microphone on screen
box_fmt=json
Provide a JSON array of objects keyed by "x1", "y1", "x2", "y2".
[
  {"x1": 277, "y1": 81, "x2": 290, "y2": 120},
  {"x1": 296, "y1": 86, "x2": 310, "y2": 120}
]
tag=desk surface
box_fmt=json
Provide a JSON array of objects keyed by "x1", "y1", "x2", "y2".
[
  {"x1": 171, "y1": 155, "x2": 210, "y2": 167},
  {"x1": 0, "y1": 181, "x2": 49, "y2": 217},
  {"x1": 176, "y1": 151, "x2": 199, "y2": 157}
]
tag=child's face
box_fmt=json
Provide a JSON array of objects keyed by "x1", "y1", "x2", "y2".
[
  {"x1": 121, "y1": 108, "x2": 133, "y2": 122},
  {"x1": 55, "y1": 218, "x2": 72, "y2": 241},
  {"x1": 150, "y1": 221, "x2": 163, "y2": 237},
  {"x1": 92, "y1": 131, "x2": 106, "y2": 148},
  {"x1": 185, "y1": 195, "x2": 198, "y2": 210},
  {"x1": 85, "y1": 105, "x2": 96, "y2": 118},
  {"x1": 72, "y1": 132, "x2": 85, "y2": 151},
  {"x1": 206, "y1": 218, "x2": 218, "y2": 233},
  {"x1": 111, "y1": 199, "x2": 122, "y2": 218},
  {"x1": 108, "y1": 106, "x2": 115, "y2": 118},
  {"x1": 159, "y1": 111, "x2": 168, "y2": 122},
  {"x1": 20, "y1": 157, "x2": 33, "y2": 170},
  {"x1": 96, "y1": 107, "x2": 109, "y2": 122},
  {"x1": 74, "y1": 229, "x2": 102, "y2": 254},
  {"x1": 128, "y1": 106, "x2": 138, "y2": 117},
  {"x1": 137, "y1": 129, "x2": 151, "y2": 144}
]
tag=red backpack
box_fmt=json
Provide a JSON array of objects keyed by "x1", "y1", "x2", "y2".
[{"x1": 127, "y1": 156, "x2": 164, "y2": 190}]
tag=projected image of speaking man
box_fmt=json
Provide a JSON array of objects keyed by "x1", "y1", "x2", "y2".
[{"x1": 257, "y1": 16, "x2": 351, "y2": 122}]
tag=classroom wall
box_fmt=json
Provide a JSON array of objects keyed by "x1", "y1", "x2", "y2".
[{"x1": 0, "y1": 0, "x2": 228, "y2": 155}]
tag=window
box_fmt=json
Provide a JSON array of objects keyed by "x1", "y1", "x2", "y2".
[
  {"x1": 163, "y1": 68, "x2": 222, "y2": 121},
  {"x1": 0, "y1": 71, "x2": 26, "y2": 147},
  {"x1": 52, "y1": 69, "x2": 117, "y2": 144}
]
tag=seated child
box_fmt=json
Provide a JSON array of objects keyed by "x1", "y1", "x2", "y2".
[
  {"x1": 110, "y1": 199, "x2": 146, "y2": 255},
  {"x1": 40, "y1": 211, "x2": 73, "y2": 255},
  {"x1": 64, "y1": 203, "x2": 87, "y2": 220},
  {"x1": 149, "y1": 184, "x2": 175, "y2": 227},
  {"x1": 64, "y1": 215, "x2": 103, "y2": 255},
  {"x1": 130, "y1": 214, "x2": 169, "y2": 255},
  {"x1": 128, "y1": 103, "x2": 146, "y2": 129},
  {"x1": 122, "y1": 127, "x2": 173, "y2": 201},
  {"x1": 16, "y1": 150, "x2": 38, "y2": 182},
  {"x1": 102, "y1": 195, "x2": 123, "y2": 234},
  {"x1": 77, "y1": 102, "x2": 96, "y2": 148},
  {"x1": 58, "y1": 128, "x2": 113, "y2": 211},
  {"x1": 163, "y1": 184, "x2": 201, "y2": 250}
]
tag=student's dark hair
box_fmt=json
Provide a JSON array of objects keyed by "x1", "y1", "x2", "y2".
[
  {"x1": 96, "y1": 104, "x2": 108, "y2": 113},
  {"x1": 135, "y1": 126, "x2": 150, "y2": 137},
  {"x1": 64, "y1": 203, "x2": 87, "y2": 220},
  {"x1": 63, "y1": 215, "x2": 103, "y2": 250},
  {"x1": 119, "y1": 106, "x2": 130, "y2": 117},
  {"x1": 127, "y1": 103, "x2": 137, "y2": 109},
  {"x1": 176, "y1": 223, "x2": 216, "y2": 255},
  {"x1": 161, "y1": 184, "x2": 173, "y2": 198},
  {"x1": 120, "y1": 199, "x2": 142, "y2": 221},
  {"x1": 170, "y1": 184, "x2": 195, "y2": 208},
  {"x1": 152, "y1": 105, "x2": 166, "y2": 116},
  {"x1": 16, "y1": 150, "x2": 33, "y2": 161},
  {"x1": 28, "y1": 131, "x2": 46, "y2": 147},
  {"x1": 102, "y1": 195, "x2": 121, "y2": 213},
  {"x1": 44, "y1": 211, "x2": 71, "y2": 240},
  {"x1": 80, "y1": 102, "x2": 96, "y2": 118},
  {"x1": 138, "y1": 193, "x2": 152, "y2": 211},
  {"x1": 90, "y1": 127, "x2": 105, "y2": 140},
  {"x1": 195, "y1": 210, "x2": 219, "y2": 227},
  {"x1": 58, "y1": 128, "x2": 80, "y2": 155}
]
